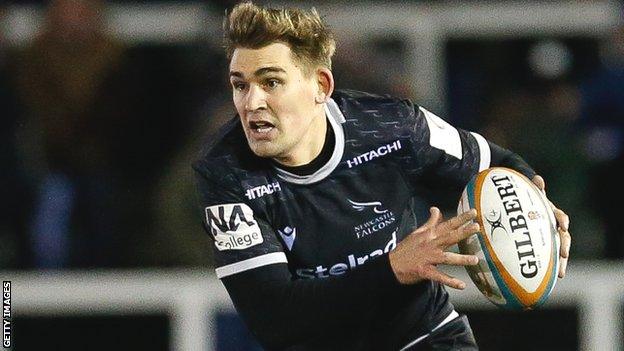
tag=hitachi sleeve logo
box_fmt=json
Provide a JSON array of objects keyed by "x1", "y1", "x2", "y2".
[
  {"x1": 346, "y1": 140, "x2": 402, "y2": 168},
  {"x1": 245, "y1": 181, "x2": 282, "y2": 200},
  {"x1": 205, "y1": 203, "x2": 263, "y2": 251}
]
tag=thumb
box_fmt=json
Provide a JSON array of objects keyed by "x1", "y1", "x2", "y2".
[{"x1": 532, "y1": 175, "x2": 546, "y2": 193}]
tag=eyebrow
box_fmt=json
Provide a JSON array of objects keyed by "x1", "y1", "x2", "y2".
[{"x1": 229, "y1": 66, "x2": 287, "y2": 79}]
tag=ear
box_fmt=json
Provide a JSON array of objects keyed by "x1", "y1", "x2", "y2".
[{"x1": 315, "y1": 68, "x2": 334, "y2": 104}]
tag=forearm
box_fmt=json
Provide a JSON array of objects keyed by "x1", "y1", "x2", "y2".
[
  {"x1": 222, "y1": 254, "x2": 401, "y2": 350},
  {"x1": 488, "y1": 141, "x2": 536, "y2": 179}
]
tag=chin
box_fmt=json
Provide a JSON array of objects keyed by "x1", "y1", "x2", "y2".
[{"x1": 248, "y1": 141, "x2": 283, "y2": 159}]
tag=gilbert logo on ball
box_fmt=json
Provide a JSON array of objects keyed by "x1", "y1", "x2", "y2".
[{"x1": 457, "y1": 167, "x2": 560, "y2": 310}]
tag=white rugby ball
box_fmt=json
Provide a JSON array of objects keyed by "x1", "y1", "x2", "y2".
[{"x1": 457, "y1": 167, "x2": 560, "y2": 310}]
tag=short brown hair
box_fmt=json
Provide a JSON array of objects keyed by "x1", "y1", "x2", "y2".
[{"x1": 224, "y1": 1, "x2": 336, "y2": 74}]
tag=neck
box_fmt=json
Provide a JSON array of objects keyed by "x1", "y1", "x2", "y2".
[{"x1": 273, "y1": 105, "x2": 328, "y2": 167}]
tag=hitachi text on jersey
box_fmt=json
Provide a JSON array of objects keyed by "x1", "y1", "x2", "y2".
[
  {"x1": 245, "y1": 181, "x2": 281, "y2": 200},
  {"x1": 346, "y1": 140, "x2": 402, "y2": 168}
]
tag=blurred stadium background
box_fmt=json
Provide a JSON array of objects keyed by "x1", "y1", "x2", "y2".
[{"x1": 1, "y1": 0, "x2": 624, "y2": 350}]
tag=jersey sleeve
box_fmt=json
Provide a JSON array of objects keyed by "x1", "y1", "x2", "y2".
[
  {"x1": 193, "y1": 167, "x2": 287, "y2": 278},
  {"x1": 405, "y1": 105, "x2": 535, "y2": 190}
]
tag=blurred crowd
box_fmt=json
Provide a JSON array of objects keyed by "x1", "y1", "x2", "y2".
[
  {"x1": 1, "y1": 0, "x2": 227, "y2": 269},
  {"x1": 1, "y1": 0, "x2": 623, "y2": 270}
]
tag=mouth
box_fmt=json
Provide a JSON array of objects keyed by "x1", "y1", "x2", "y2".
[{"x1": 249, "y1": 120, "x2": 276, "y2": 134}]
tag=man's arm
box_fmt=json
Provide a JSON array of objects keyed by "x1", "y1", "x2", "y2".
[
  {"x1": 488, "y1": 141, "x2": 535, "y2": 179},
  {"x1": 407, "y1": 105, "x2": 535, "y2": 188},
  {"x1": 408, "y1": 104, "x2": 570, "y2": 278},
  {"x1": 222, "y1": 250, "x2": 399, "y2": 349}
]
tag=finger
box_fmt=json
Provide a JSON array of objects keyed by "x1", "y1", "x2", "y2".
[
  {"x1": 532, "y1": 175, "x2": 546, "y2": 192},
  {"x1": 559, "y1": 229, "x2": 571, "y2": 258},
  {"x1": 442, "y1": 252, "x2": 479, "y2": 266},
  {"x1": 553, "y1": 208, "x2": 570, "y2": 232},
  {"x1": 426, "y1": 267, "x2": 468, "y2": 290},
  {"x1": 440, "y1": 209, "x2": 477, "y2": 232},
  {"x1": 422, "y1": 207, "x2": 443, "y2": 229},
  {"x1": 443, "y1": 222, "x2": 480, "y2": 246},
  {"x1": 558, "y1": 256, "x2": 568, "y2": 278}
]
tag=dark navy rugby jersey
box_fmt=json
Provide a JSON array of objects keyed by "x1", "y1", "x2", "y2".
[{"x1": 193, "y1": 89, "x2": 534, "y2": 350}]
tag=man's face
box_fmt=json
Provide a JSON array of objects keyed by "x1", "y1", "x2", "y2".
[{"x1": 229, "y1": 42, "x2": 321, "y2": 162}]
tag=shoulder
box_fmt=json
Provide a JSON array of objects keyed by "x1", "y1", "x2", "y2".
[
  {"x1": 332, "y1": 89, "x2": 416, "y2": 115},
  {"x1": 332, "y1": 89, "x2": 423, "y2": 128},
  {"x1": 192, "y1": 117, "x2": 269, "y2": 185},
  {"x1": 332, "y1": 89, "x2": 425, "y2": 144}
]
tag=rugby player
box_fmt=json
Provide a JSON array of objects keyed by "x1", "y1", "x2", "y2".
[{"x1": 193, "y1": 2, "x2": 572, "y2": 350}]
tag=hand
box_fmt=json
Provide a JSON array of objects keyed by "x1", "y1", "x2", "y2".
[
  {"x1": 532, "y1": 175, "x2": 571, "y2": 278},
  {"x1": 389, "y1": 207, "x2": 480, "y2": 289}
]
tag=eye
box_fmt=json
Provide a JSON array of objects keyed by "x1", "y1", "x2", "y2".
[
  {"x1": 265, "y1": 78, "x2": 282, "y2": 89},
  {"x1": 232, "y1": 81, "x2": 247, "y2": 91}
]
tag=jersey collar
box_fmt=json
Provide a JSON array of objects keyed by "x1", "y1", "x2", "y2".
[{"x1": 273, "y1": 98, "x2": 346, "y2": 185}]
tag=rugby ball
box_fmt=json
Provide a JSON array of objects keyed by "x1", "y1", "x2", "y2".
[{"x1": 457, "y1": 167, "x2": 560, "y2": 310}]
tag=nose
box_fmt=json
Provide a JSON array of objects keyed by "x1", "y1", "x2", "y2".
[{"x1": 245, "y1": 84, "x2": 267, "y2": 112}]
